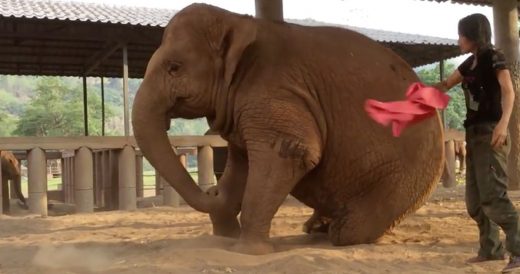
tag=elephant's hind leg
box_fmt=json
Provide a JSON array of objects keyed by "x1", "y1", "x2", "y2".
[
  {"x1": 328, "y1": 173, "x2": 426, "y2": 246},
  {"x1": 328, "y1": 199, "x2": 391, "y2": 246}
]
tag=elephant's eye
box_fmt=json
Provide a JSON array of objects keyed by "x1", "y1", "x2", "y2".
[{"x1": 167, "y1": 61, "x2": 182, "y2": 76}]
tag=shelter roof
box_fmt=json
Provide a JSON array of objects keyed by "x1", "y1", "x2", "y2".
[{"x1": 0, "y1": 0, "x2": 461, "y2": 78}]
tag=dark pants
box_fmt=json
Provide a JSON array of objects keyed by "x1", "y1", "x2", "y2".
[{"x1": 465, "y1": 123, "x2": 520, "y2": 258}]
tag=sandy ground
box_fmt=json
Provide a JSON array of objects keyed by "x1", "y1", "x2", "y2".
[{"x1": 1, "y1": 184, "x2": 519, "y2": 274}]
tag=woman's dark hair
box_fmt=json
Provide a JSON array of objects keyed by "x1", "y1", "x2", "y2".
[{"x1": 458, "y1": 13, "x2": 492, "y2": 51}]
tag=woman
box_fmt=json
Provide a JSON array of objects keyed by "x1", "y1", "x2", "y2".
[{"x1": 436, "y1": 13, "x2": 519, "y2": 273}]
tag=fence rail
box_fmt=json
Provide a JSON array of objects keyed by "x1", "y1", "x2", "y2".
[
  {"x1": 0, "y1": 136, "x2": 227, "y2": 150},
  {"x1": 0, "y1": 135, "x2": 226, "y2": 216}
]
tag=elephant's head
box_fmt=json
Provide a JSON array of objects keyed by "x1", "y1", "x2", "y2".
[
  {"x1": 132, "y1": 4, "x2": 256, "y2": 213},
  {"x1": 1, "y1": 151, "x2": 20, "y2": 178}
]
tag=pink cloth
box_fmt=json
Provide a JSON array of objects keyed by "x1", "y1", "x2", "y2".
[{"x1": 364, "y1": 82, "x2": 450, "y2": 137}]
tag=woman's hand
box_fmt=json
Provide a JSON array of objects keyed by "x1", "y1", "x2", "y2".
[{"x1": 491, "y1": 120, "x2": 508, "y2": 149}]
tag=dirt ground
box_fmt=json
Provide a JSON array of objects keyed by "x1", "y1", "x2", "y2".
[{"x1": 1, "y1": 183, "x2": 519, "y2": 274}]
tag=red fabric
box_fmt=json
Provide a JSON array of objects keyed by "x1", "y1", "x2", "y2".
[{"x1": 364, "y1": 82, "x2": 450, "y2": 137}]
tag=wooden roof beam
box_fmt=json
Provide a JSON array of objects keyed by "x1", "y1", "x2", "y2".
[{"x1": 84, "y1": 42, "x2": 123, "y2": 75}]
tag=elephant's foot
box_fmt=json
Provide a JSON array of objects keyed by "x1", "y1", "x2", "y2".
[
  {"x1": 211, "y1": 215, "x2": 241, "y2": 238},
  {"x1": 328, "y1": 210, "x2": 389, "y2": 246},
  {"x1": 207, "y1": 186, "x2": 242, "y2": 238},
  {"x1": 303, "y1": 210, "x2": 332, "y2": 234},
  {"x1": 231, "y1": 238, "x2": 274, "y2": 255},
  {"x1": 16, "y1": 200, "x2": 28, "y2": 210}
]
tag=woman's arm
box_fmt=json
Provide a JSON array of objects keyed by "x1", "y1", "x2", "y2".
[
  {"x1": 433, "y1": 69, "x2": 463, "y2": 92},
  {"x1": 497, "y1": 69, "x2": 515, "y2": 126},
  {"x1": 492, "y1": 69, "x2": 516, "y2": 148}
]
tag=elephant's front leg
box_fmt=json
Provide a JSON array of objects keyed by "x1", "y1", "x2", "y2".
[
  {"x1": 208, "y1": 144, "x2": 248, "y2": 238},
  {"x1": 12, "y1": 175, "x2": 28, "y2": 209},
  {"x1": 234, "y1": 140, "x2": 316, "y2": 255}
]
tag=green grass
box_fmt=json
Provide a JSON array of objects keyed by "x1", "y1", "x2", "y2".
[
  {"x1": 143, "y1": 170, "x2": 199, "y2": 187},
  {"x1": 20, "y1": 177, "x2": 62, "y2": 195}
]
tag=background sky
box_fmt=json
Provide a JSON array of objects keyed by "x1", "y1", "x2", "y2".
[{"x1": 63, "y1": 0, "x2": 493, "y2": 39}]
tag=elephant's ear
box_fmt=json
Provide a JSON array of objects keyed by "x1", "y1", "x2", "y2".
[{"x1": 219, "y1": 16, "x2": 257, "y2": 87}]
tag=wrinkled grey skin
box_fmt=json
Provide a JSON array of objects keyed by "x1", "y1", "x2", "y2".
[{"x1": 132, "y1": 4, "x2": 444, "y2": 254}]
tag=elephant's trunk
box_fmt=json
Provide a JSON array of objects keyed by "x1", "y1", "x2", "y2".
[{"x1": 132, "y1": 83, "x2": 213, "y2": 213}]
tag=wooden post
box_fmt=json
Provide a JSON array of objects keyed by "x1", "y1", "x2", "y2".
[
  {"x1": 107, "y1": 150, "x2": 119, "y2": 210},
  {"x1": 122, "y1": 45, "x2": 130, "y2": 137},
  {"x1": 118, "y1": 145, "x2": 136, "y2": 210},
  {"x1": 68, "y1": 157, "x2": 74, "y2": 204},
  {"x1": 179, "y1": 154, "x2": 187, "y2": 170},
  {"x1": 178, "y1": 154, "x2": 187, "y2": 205},
  {"x1": 155, "y1": 170, "x2": 162, "y2": 196},
  {"x1": 0, "y1": 157, "x2": 3, "y2": 215},
  {"x1": 494, "y1": 0, "x2": 520, "y2": 190},
  {"x1": 197, "y1": 146, "x2": 215, "y2": 191},
  {"x1": 439, "y1": 59, "x2": 447, "y2": 128},
  {"x1": 74, "y1": 147, "x2": 94, "y2": 213},
  {"x1": 136, "y1": 154, "x2": 144, "y2": 198},
  {"x1": 62, "y1": 158, "x2": 68, "y2": 203},
  {"x1": 89, "y1": 153, "x2": 95, "y2": 206},
  {"x1": 101, "y1": 77, "x2": 106, "y2": 136},
  {"x1": 60, "y1": 158, "x2": 67, "y2": 203},
  {"x1": 94, "y1": 151, "x2": 103, "y2": 207},
  {"x1": 101, "y1": 150, "x2": 111, "y2": 209},
  {"x1": 27, "y1": 148, "x2": 47, "y2": 217},
  {"x1": 442, "y1": 140, "x2": 457, "y2": 188},
  {"x1": 162, "y1": 176, "x2": 180, "y2": 207},
  {"x1": 163, "y1": 153, "x2": 183, "y2": 207},
  {"x1": 255, "y1": 0, "x2": 283, "y2": 22},
  {"x1": 83, "y1": 76, "x2": 89, "y2": 136}
]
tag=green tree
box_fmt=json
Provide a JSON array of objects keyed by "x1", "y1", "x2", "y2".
[
  {"x1": 13, "y1": 77, "x2": 114, "y2": 136},
  {"x1": 168, "y1": 118, "x2": 210, "y2": 136},
  {"x1": 416, "y1": 62, "x2": 467, "y2": 130},
  {"x1": 0, "y1": 89, "x2": 23, "y2": 136},
  {"x1": 0, "y1": 110, "x2": 17, "y2": 136}
]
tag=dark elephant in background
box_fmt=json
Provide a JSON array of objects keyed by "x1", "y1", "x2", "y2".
[
  {"x1": 454, "y1": 140, "x2": 466, "y2": 174},
  {"x1": 1, "y1": 150, "x2": 27, "y2": 213},
  {"x1": 132, "y1": 4, "x2": 444, "y2": 254},
  {"x1": 441, "y1": 139, "x2": 467, "y2": 187}
]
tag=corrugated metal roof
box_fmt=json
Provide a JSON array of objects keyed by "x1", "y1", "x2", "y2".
[
  {"x1": 0, "y1": 0, "x2": 462, "y2": 77},
  {"x1": 421, "y1": 0, "x2": 519, "y2": 7},
  {"x1": 289, "y1": 19, "x2": 457, "y2": 46},
  {"x1": 0, "y1": 0, "x2": 175, "y2": 26},
  {"x1": 0, "y1": 0, "x2": 457, "y2": 46}
]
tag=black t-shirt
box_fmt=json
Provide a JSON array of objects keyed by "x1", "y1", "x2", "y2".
[{"x1": 457, "y1": 48, "x2": 507, "y2": 128}]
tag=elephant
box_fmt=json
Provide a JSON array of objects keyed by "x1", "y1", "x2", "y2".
[
  {"x1": 131, "y1": 4, "x2": 444, "y2": 255},
  {"x1": 454, "y1": 140, "x2": 466, "y2": 174},
  {"x1": 1, "y1": 151, "x2": 27, "y2": 213},
  {"x1": 441, "y1": 139, "x2": 466, "y2": 187}
]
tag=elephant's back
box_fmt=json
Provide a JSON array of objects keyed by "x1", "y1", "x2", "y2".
[{"x1": 287, "y1": 24, "x2": 444, "y2": 217}]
